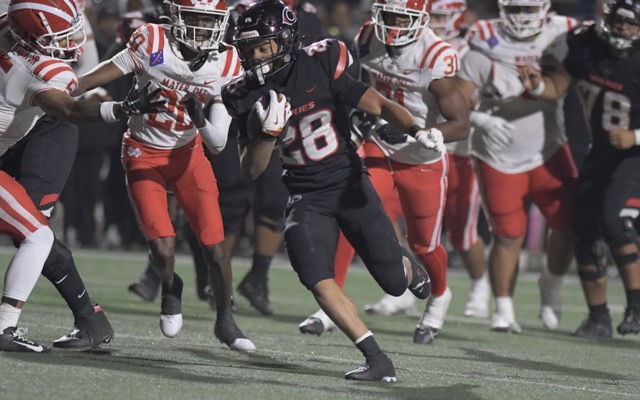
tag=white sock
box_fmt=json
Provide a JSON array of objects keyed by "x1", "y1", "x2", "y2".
[
  {"x1": 543, "y1": 271, "x2": 564, "y2": 290},
  {"x1": 354, "y1": 330, "x2": 373, "y2": 345},
  {"x1": 495, "y1": 296, "x2": 515, "y2": 320},
  {"x1": 3, "y1": 226, "x2": 53, "y2": 301},
  {"x1": 0, "y1": 303, "x2": 21, "y2": 332},
  {"x1": 471, "y1": 274, "x2": 488, "y2": 287}
]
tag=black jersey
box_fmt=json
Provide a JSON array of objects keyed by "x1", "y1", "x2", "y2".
[
  {"x1": 564, "y1": 23, "x2": 640, "y2": 158},
  {"x1": 222, "y1": 39, "x2": 369, "y2": 193}
]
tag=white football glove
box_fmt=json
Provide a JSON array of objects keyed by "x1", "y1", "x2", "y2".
[
  {"x1": 470, "y1": 111, "x2": 515, "y2": 151},
  {"x1": 255, "y1": 89, "x2": 292, "y2": 137},
  {"x1": 415, "y1": 128, "x2": 445, "y2": 153}
]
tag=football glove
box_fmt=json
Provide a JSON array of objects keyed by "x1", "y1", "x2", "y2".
[
  {"x1": 183, "y1": 92, "x2": 206, "y2": 128},
  {"x1": 122, "y1": 78, "x2": 166, "y2": 116},
  {"x1": 349, "y1": 110, "x2": 376, "y2": 148},
  {"x1": 470, "y1": 111, "x2": 515, "y2": 151},
  {"x1": 255, "y1": 90, "x2": 291, "y2": 137},
  {"x1": 377, "y1": 124, "x2": 408, "y2": 145},
  {"x1": 414, "y1": 128, "x2": 445, "y2": 152}
]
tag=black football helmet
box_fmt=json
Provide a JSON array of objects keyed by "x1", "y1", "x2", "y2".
[
  {"x1": 597, "y1": 0, "x2": 640, "y2": 51},
  {"x1": 233, "y1": 0, "x2": 300, "y2": 84}
]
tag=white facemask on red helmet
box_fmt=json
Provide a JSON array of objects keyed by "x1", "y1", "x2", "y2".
[
  {"x1": 371, "y1": 0, "x2": 432, "y2": 46},
  {"x1": 498, "y1": 0, "x2": 550, "y2": 39},
  {"x1": 8, "y1": 0, "x2": 86, "y2": 61},
  {"x1": 170, "y1": 0, "x2": 230, "y2": 51}
]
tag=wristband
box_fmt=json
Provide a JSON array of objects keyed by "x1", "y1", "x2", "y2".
[
  {"x1": 634, "y1": 129, "x2": 640, "y2": 146},
  {"x1": 100, "y1": 101, "x2": 120, "y2": 123},
  {"x1": 528, "y1": 80, "x2": 546, "y2": 97},
  {"x1": 408, "y1": 124, "x2": 422, "y2": 137}
]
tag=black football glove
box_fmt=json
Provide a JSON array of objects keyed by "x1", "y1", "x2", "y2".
[
  {"x1": 377, "y1": 124, "x2": 408, "y2": 145},
  {"x1": 349, "y1": 110, "x2": 376, "y2": 147},
  {"x1": 122, "y1": 78, "x2": 166, "y2": 116},
  {"x1": 183, "y1": 91, "x2": 206, "y2": 128}
]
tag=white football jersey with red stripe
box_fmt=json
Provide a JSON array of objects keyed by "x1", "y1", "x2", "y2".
[
  {"x1": 0, "y1": 14, "x2": 78, "y2": 156},
  {"x1": 112, "y1": 23, "x2": 243, "y2": 149},
  {"x1": 355, "y1": 22, "x2": 460, "y2": 165},
  {"x1": 461, "y1": 15, "x2": 578, "y2": 173}
]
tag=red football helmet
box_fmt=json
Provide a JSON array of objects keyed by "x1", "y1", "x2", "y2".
[
  {"x1": 430, "y1": 0, "x2": 466, "y2": 40},
  {"x1": 498, "y1": 0, "x2": 550, "y2": 39},
  {"x1": 7, "y1": 0, "x2": 86, "y2": 61},
  {"x1": 371, "y1": 0, "x2": 432, "y2": 46},
  {"x1": 170, "y1": 0, "x2": 230, "y2": 51}
]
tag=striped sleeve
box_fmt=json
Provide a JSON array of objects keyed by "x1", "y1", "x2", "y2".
[
  {"x1": 28, "y1": 59, "x2": 78, "y2": 104},
  {"x1": 419, "y1": 41, "x2": 458, "y2": 79}
]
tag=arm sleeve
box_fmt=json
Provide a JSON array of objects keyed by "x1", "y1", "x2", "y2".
[{"x1": 200, "y1": 102, "x2": 232, "y2": 155}]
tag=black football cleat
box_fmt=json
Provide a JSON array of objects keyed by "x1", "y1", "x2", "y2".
[
  {"x1": 53, "y1": 304, "x2": 114, "y2": 349},
  {"x1": 127, "y1": 265, "x2": 161, "y2": 301},
  {"x1": 237, "y1": 275, "x2": 273, "y2": 316},
  {"x1": 413, "y1": 326, "x2": 440, "y2": 345},
  {"x1": 0, "y1": 327, "x2": 50, "y2": 353},
  {"x1": 128, "y1": 281, "x2": 158, "y2": 302},
  {"x1": 617, "y1": 307, "x2": 640, "y2": 335},
  {"x1": 345, "y1": 353, "x2": 397, "y2": 382},
  {"x1": 573, "y1": 315, "x2": 613, "y2": 339}
]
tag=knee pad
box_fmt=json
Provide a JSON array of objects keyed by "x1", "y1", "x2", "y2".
[
  {"x1": 41, "y1": 237, "x2": 73, "y2": 280},
  {"x1": 219, "y1": 190, "x2": 250, "y2": 236},
  {"x1": 296, "y1": 265, "x2": 333, "y2": 291},
  {"x1": 603, "y1": 217, "x2": 638, "y2": 249},
  {"x1": 576, "y1": 239, "x2": 610, "y2": 281},
  {"x1": 603, "y1": 217, "x2": 640, "y2": 264}
]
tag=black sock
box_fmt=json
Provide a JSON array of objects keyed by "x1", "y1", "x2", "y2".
[
  {"x1": 356, "y1": 335, "x2": 382, "y2": 359},
  {"x1": 588, "y1": 303, "x2": 611, "y2": 322},
  {"x1": 250, "y1": 254, "x2": 272, "y2": 279},
  {"x1": 625, "y1": 289, "x2": 640, "y2": 310},
  {"x1": 41, "y1": 238, "x2": 94, "y2": 320}
]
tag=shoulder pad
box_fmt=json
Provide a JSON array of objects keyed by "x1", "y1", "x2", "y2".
[
  {"x1": 303, "y1": 39, "x2": 353, "y2": 80},
  {"x1": 33, "y1": 59, "x2": 77, "y2": 94}
]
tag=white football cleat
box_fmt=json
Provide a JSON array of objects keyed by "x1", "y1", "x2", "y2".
[
  {"x1": 226, "y1": 338, "x2": 257, "y2": 352},
  {"x1": 538, "y1": 271, "x2": 563, "y2": 330},
  {"x1": 490, "y1": 312, "x2": 522, "y2": 334},
  {"x1": 160, "y1": 314, "x2": 183, "y2": 338},
  {"x1": 464, "y1": 276, "x2": 490, "y2": 318},
  {"x1": 364, "y1": 290, "x2": 416, "y2": 316},
  {"x1": 299, "y1": 309, "x2": 337, "y2": 336}
]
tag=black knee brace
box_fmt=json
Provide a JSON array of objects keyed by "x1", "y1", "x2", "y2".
[
  {"x1": 603, "y1": 218, "x2": 640, "y2": 266},
  {"x1": 41, "y1": 238, "x2": 73, "y2": 280},
  {"x1": 576, "y1": 239, "x2": 610, "y2": 281}
]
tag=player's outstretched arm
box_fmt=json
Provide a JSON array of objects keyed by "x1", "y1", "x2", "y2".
[
  {"x1": 76, "y1": 60, "x2": 127, "y2": 97},
  {"x1": 355, "y1": 87, "x2": 417, "y2": 133},
  {"x1": 519, "y1": 65, "x2": 573, "y2": 100},
  {"x1": 34, "y1": 81, "x2": 164, "y2": 125}
]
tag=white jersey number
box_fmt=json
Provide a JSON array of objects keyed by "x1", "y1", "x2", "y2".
[{"x1": 281, "y1": 109, "x2": 339, "y2": 165}]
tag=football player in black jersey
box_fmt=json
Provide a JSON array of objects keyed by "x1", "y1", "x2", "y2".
[
  {"x1": 222, "y1": 0, "x2": 442, "y2": 381},
  {"x1": 520, "y1": 0, "x2": 640, "y2": 339},
  {"x1": 205, "y1": 0, "x2": 329, "y2": 317}
]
